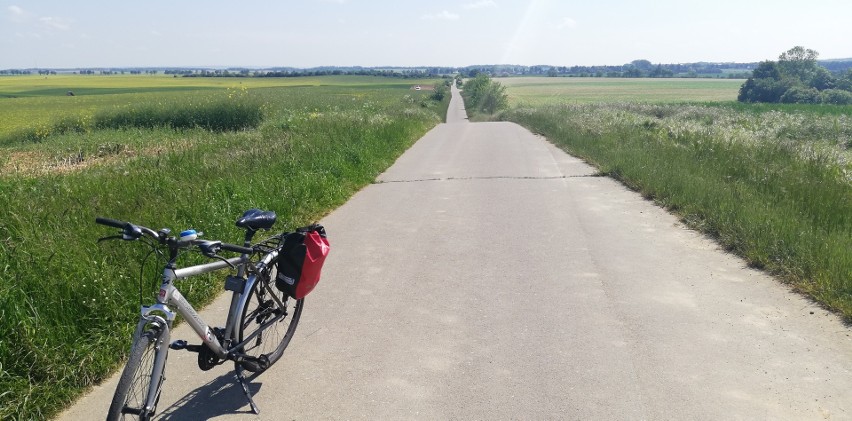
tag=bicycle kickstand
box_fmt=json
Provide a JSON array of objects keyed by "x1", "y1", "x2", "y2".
[{"x1": 235, "y1": 364, "x2": 260, "y2": 415}]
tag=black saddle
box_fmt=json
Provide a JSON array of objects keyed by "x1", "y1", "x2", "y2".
[{"x1": 235, "y1": 209, "x2": 277, "y2": 231}]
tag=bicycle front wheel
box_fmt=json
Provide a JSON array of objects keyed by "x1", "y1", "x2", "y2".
[
  {"x1": 237, "y1": 269, "x2": 303, "y2": 372},
  {"x1": 107, "y1": 328, "x2": 165, "y2": 421}
]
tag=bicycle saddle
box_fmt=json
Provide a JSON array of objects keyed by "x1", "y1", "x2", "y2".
[{"x1": 236, "y1": 209, "x2": 277, "y2": 231}]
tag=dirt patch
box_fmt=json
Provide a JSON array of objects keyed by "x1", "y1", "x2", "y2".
[
  {"x1": 1, "y1": 146, "x2": 139, "y2": 177},
  {"x1": 2, "y1": 150, "x2": 107, "y2": 176}
]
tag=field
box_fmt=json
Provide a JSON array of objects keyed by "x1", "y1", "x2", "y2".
[
  {"x1": 0, "y1": 74, "x2": 449, "y2": 420},
  {"x1": 0, "y1": 74, "x2": 440, "y2": 139},
  {"x1": 495, "y1": 78, "x2": 851, "y2": 324},
  {"x1": 495, "y1": 77, "x2": 743, "y2": 105}
]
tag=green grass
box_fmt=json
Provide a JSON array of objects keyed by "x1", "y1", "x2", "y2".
[
  {"x1": 496, "y1": 77, "x2": 744, "y2": 106},
  {"x1": 0, "y1": 74, "x2": 438, "y2": 138},
  {"x1": 0, "y1": 75, "x2": 448, "y2": 420},
  {"x1": 500, "y1": 102, "x2": 851, "y2": 320}
]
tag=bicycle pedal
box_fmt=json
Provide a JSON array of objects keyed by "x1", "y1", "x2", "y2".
[
  {"x1": 169, "y1": 340, "x2": 187, "y2": 350},
  {"x1": 169, "y1": 340, "x2": 202, "y2": 353}
]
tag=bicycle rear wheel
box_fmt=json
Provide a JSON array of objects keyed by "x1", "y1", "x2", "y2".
[
  {"x1": 237, "y1": 266, "x2": 303, "y2": 372},
  {"x1": 107, "y1": 328, "x2": 166, "y2": 421}
]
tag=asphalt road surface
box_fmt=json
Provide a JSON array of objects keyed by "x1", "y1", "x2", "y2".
[{"x1": 61, "y1": 85, "x2": 852, "y2": 420}]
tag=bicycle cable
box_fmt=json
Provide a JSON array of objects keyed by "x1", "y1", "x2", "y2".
[{"x1": 137, "y1": 238, "x2": 163, "y2": 306}]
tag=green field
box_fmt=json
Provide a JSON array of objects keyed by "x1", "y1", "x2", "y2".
[
  {"x1": 0, "y1": 74, "x2": 449, "y2": 420},
  {"x1": 0, "y1": 74, "x2": 439, "y2": 138},
  {"x1": 495, "y1": 77, "x2": 744, "y2": 105}
]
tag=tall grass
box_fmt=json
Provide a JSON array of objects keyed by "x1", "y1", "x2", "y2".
[
  {"x1": 501, "y1": 103, "x2": 851, "y2": 319},
  {"x1": 0, "y1": 82, "x2": 445, "y2": 420},
  {"x1": 1, "y1": 86, "x2": 263, "y2": 146}
]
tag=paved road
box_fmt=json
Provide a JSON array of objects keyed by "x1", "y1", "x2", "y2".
[{"x1": 62, "y1": 85, "x2": 851, "y2": 420}]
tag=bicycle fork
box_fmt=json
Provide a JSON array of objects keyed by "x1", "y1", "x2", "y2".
[{"x1": 132, "y1": 310, "x2": 172, "y2": 418}]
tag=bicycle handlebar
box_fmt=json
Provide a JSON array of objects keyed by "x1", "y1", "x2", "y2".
[
  {"x1": 95, "y1": 217, "x2": 127, "y2": 229},
  {"x1": 96, "y1": 216, "x2": 255, "y2": 255}
]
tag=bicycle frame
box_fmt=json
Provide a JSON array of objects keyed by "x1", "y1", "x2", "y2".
[{"x1": 133, "y1": 247, "x2": 284, "y2": 415}]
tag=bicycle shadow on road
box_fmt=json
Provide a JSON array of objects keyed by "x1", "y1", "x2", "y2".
[{"x1": 155, "y1": 371, "x2": 263, "y2": 419}]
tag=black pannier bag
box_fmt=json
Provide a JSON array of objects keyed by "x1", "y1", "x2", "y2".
[{"x1": 275, "y1": 224, "x2": 329, "y2": 299}]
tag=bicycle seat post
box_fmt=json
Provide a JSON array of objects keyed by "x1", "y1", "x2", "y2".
[{"x1": 243, "y1": 228, "x2": 257, "y2": 247}]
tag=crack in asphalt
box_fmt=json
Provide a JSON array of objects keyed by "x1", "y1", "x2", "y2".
[{"x1": 373, "y1": 174, "x2": 602, "y2": 184}]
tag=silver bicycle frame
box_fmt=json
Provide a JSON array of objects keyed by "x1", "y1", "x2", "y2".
[
  {"x1": 154, "y1": 256, "x2": 247, "y2": 357},
  {"x1": 135, "y1": 255, "x2": 248, "y2": 415},
  {"x1": 136, "y1": 249, "x2": 282, "y2": 415}
]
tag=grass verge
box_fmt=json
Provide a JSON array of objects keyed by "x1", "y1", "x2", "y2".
[{"x1": 500, "y1": 103, "x2": 851, "y2": 320}]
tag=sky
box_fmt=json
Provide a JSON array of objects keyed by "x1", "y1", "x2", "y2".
[{"x1": 2, "y1": 0, "x2": 851, "y2": 69}]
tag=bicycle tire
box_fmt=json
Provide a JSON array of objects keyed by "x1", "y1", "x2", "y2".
[
  {"x1": 237, "y1": 263, "x2": 303, "y2": 372},
  {"x1": 106, "y1": 328, "x2": 165, "y2": 421}
]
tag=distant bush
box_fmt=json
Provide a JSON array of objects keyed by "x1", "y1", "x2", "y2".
[
  {"x1": 737, "y1": 74, "x2": 791, "y2": 103},
  {"x1": 780, "y1": 86, "x2": 821, "y2": 104},
  {"x1": 821, "y1": 89, "x2": 852, "y2": 105},
  {"x1": 461, "y1": 74, "x2": 508, "y2": 115},
  {"x1": 739, "y1": 46, "x2": 852, "y2": 104},
  {"x1": 431, "y1": 83, "x2": 449, "y2": 101}
]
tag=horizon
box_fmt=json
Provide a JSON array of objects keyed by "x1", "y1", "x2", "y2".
[
  {"x1": 6, "y1": 56, "x2": 852, "y2": 72},
  {"x1": 2, "y1": 1, "x2": 851, "y2": 69}
]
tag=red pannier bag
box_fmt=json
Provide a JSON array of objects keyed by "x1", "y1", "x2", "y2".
[{"x1": 275, "y1": 224, "x2": 329, "y2": 299}]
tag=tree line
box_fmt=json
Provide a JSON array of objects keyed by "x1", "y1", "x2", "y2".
[
  {"x1": 738, "y1": 47, "x2": 852, "y2": 104},
  {"x1": 458, "y1": 61, "x2": 757, "y2": 79}
]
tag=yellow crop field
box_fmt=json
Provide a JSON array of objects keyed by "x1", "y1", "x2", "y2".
[{"x1": 495, "y1": 77, "x2": 744, "y2": 105}]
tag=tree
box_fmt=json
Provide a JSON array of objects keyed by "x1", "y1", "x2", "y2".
[
  {"x1": 461, "y1": 74, "x2": 508, "y2": 115},
  {"x1": 777, "y1": 46, "x2": 820, "y2": 85},
  {"x1": 738, "y1": 76, "x2": 791, "y2": 103},
  {"x1": 809, "y1": 67, "x2": 835, "y2": 90},
  {"x1": 821, "y1": 89, "x2": 852, "y2": 105},
  {"x1": 650, "y1": 64, "x2": 673, "y2": 78},
  {"x1": 630, "y1": 59, "x2": 653, "y2": 71},
  {"x1": 780, "y1": 86, "x2": 821, "y2": 104},
  {"x1": 623, "y1": 65, "x2": 642, "y2": 78},
  {"x1": 751, "y1": 61, "x2": 781, "y2": 80},
  {"x1": 836, "y1": 70, "x2": 852, "y2": 91}
]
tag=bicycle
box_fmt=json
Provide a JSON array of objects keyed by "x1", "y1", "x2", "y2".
[{"x1": 97, "y1": 209, "x2": 323, "y2": 420}]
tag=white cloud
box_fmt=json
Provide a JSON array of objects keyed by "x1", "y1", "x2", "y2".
[
  {"x1": 463, "y1": 0, "x2": 496, "y2": 10},
  {"x1": 7, "y1": 6, "x2": 72, "y2": 31},
  {"x1": 8, "y1": 5, "x2": 30, "y2": 23},
  {"x1": 556, "y1": 17, "x2": 577, "y2": 30},
  {"x1": 39, "y1": 16, "x2": 71, "y2": 30},
  {"x1": 421, "y1": 10, "x2": 460, "y2": 20}
]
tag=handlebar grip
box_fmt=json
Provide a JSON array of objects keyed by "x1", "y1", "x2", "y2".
[
  {"x1": 221, "y1": 243, "x2": 255, "y2": 255},
  {"x1": 96, "y1": 217, "x2": 128, "y2": 229}
]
